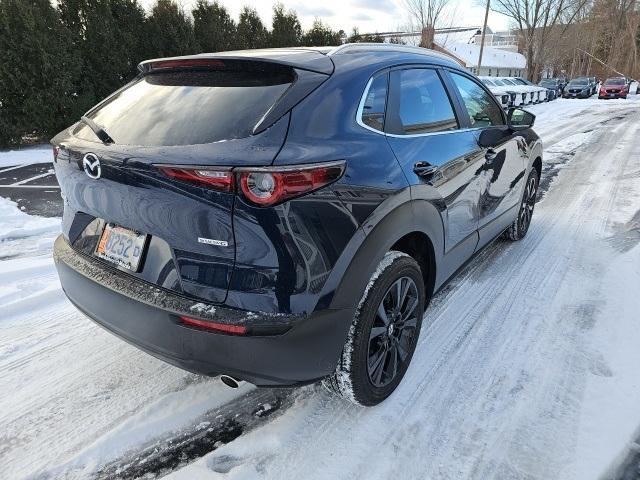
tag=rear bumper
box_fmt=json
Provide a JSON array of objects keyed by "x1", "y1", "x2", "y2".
[
  {"x1": 53, "y1": 235, "x2": 353, "y2": 386},
  {"x1": 599, "y1": 93, "x2": 626, "y2": 98}
]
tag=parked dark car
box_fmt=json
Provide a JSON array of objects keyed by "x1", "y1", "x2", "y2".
[
  {"x1": 563, "y1": 78, "x2": 592, "y2": 98},
  {"x1": 599, "y1": 77, "x2": 628, "y2": 99},
  {"x1": 52, "y1": 44, "x2": 543, "y2": 406},
  {"x1": 538, "y1": 78, "x2": 562, "y2": 100}
]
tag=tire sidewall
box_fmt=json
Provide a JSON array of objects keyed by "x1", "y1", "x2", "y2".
[{"x1": 348, "y1": 254, "x2": 425, "y2": 406}]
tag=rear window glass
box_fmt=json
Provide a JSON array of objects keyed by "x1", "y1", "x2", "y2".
[
  {"x1": 74, "y1": 66, "x2": 294, "y2": 146},
  {"x1": 389, "y1": 68, "x2": 458, "y2": 135},
  {"x1": 360, "y1": 73, "x2": 388, "y2": 132}
]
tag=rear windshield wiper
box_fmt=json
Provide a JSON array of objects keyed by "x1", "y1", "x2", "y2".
[{"x1": 80, "y1": 116, "x2": 114, "y2": 144}]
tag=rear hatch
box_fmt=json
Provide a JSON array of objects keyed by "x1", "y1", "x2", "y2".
[{"x1": 52, "y1": 54, "x2": 331, "y2": 304}]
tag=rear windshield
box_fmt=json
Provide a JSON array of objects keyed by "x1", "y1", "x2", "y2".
[
  {"x1": 605, "y1": 78, "x2": 625, "y2": 85},
  {"x1": 74, "y1": 66, "x2": 294, "y2": 146},
  {"x1": 570, "y1": 78, "x2": 588, "y2": 85}
]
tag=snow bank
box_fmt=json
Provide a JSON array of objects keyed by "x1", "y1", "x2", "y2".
[
  {"x1": 0, "y1": 144, "x2": 53, "y2": 167},
  {"x1": 0, "y1": 197, "x2": 60, "y2": 259}
]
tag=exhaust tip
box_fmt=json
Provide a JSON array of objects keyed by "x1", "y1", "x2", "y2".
[{"x1": 220, "y1": 375, "x2": 240, "y2": 388}]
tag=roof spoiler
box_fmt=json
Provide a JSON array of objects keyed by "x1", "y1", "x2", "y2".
[{"x1": 137, "y1": 48, "x2": 335, "y2": 75}]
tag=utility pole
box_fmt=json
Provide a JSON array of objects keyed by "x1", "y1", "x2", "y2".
[{"x1": 477, "y1": 0, "x2": 490, "y2": 74}]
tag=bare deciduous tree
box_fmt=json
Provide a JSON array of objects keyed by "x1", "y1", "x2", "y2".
[
  {"x1": 492, "y1": 0, "x2": 589, "y2": 80},
  {"x1": 403, "y1": 0, "x2": 450, "y2": 48}
]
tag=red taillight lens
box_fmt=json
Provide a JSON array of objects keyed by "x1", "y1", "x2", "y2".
[
  {"x1": 158, "y1": 167, "x2": 233, "y2": 191},
  {"x1": 52, "y1": 146, "x2": 59, "y2": 162},
  {"x1": 238, "y1": 163, "x2": 345, "y2": 207},
  {"x1": 180, "y1": 316, "x2": 247, "y2": 335},
  {"x1": 157, "y1": 162, "x2": 344, "y2": 206}
]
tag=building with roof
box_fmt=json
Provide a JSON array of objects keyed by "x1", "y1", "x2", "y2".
[{"x1": 376, "y1": 26, "x2": 527, "y2": 77}]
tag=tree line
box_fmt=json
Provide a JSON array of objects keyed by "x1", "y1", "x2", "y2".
[
  {"x1": 490, "y1": 0, "x2": 640, "y2": 81},
  {"x1": 403, "y1": 0, "x2": 640, "y2": 81},
  {"x1": 0, "y1": 0, "x2": 381, "y2": 148}
]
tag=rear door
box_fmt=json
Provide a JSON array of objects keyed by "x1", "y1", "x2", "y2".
[
  {"x1": 384, "y1": 66, "x2": 484, "y2": 260},
  {"x1": 445, "y1": 70, "x2": 526, "y2": 246}
]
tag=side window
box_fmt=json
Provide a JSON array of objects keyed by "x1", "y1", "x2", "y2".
[
  {"x1": 360, "y1": 73, "x2": 388, "y2": 132},
  {"x1": 388, "y1": 68, "x2": 458, "y2": 135},
  {"x1": 449, "y1": 72, "x2": 505, "y2": 128}
]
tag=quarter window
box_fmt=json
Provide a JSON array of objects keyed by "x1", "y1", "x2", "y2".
[
  {"x1": 449, "y1": 72, "x2": 504, "y2": 128},
  {"x1": 360, "y1": 73, "x2": 388, "y2": 132},
  {"x1": 389, "y1": 68, "x2": 458, "y2": 135}
]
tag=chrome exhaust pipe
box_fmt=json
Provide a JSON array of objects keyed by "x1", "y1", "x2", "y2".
[{"x1": 220, "y1": 374, "x2": 242, "y2": 388}]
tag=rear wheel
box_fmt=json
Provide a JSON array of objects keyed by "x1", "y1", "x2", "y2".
[
  {"x1": 504, "y1": 168, "x2": 539, "y2": 241},
  {"x1": 324, "y1": 251, "x2": 425, "y2": 406}
]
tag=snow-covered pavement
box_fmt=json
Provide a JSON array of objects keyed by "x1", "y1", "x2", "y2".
[{"x1": 1, "y1": 97, "x2": 640, "y2": 479}]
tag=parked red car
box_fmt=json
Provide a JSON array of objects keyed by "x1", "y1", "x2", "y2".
[{"x1": 599, "y1": 77, "x2": 628, "y2": 99}]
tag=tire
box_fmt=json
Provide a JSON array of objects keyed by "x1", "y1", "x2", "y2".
[
  {"x1": 323, "y1": 251, "x2": 426, "y2": 406},
  {"x1": 504, "y1": 168, "x2": 539, "y2": 241}
]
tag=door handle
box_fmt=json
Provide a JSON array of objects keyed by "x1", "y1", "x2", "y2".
[
  {"x1": 485, "y1": 148, "x2": 498, "y2": 163},
  {"x1": 413, "y1": 162, "x2": 438, "y2": 178}
]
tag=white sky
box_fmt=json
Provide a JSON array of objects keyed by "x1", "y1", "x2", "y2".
[{"x1": 137, "y1": 0, "x2": 512, "y2": 35}]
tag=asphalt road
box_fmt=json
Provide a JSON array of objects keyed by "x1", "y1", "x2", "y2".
[{"x1": 0, "y1": 162, "x2": 62, "y2": 217}]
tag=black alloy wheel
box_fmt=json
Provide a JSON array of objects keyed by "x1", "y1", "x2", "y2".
[
  {"x1": 505, "y1": 168, "x2": 539, "y2": 241},
  {"x1": 367, "y1": 276, "x2": 419, "y2": 387}
]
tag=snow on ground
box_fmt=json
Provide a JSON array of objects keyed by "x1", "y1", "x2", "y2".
[
  {"x1": 1, "y1": 97, "x2": 640, "y2": 480},
  {"x1": 0, "y1": 209, "x2": 249, "y2": 478},
  {"x1": 0, "y1": 144, "x2": 53, "y2": 168},
  {"x1": 0, "y1": 197, "x2": 60, "y2": 259}
]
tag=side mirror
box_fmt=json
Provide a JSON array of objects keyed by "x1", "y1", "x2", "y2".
[{"x1": 507, "y1": 107, "x2": 535, "y2": 130}]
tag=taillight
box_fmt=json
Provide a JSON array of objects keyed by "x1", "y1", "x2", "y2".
[
  {"x1": 52, "y1": 146, "x2": 59, "y2": 162},
  {"x1": 158, "y1": 167, "x2": 233, "y2": 191},
  {"x1": 238, "y1": 162, "x2": 344, "y2": 206},
  {"x1": 157, "y1": 161, "x2": 345, "y2": 207},
  {"x1": 180, "y1": 316, "x2": 247, "y2": 335}
]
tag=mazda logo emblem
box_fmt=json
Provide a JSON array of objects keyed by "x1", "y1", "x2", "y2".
[{"x1": 82, "y1": 153, "x2": 101, "y2": 179}]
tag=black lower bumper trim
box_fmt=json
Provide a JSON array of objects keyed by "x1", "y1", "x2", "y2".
[{"x1": 54, "y1": 235, "x2": 354, "y2": 385}]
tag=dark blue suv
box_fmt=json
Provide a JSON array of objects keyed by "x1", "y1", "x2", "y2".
[{"x1": 52, "y1": 44, "x2": 542, "y2": 406}]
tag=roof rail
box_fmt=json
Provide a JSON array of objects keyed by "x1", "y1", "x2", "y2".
[{"x1": 327, "y1": 43, "x2": 457, "y2": 63}]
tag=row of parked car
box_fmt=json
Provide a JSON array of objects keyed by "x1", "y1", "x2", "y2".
[
  {"x1": 480, "y1": 76, "x2": 557, "y2": 109},
  {"x1": 563, "y1": 76, "x2": 635, "y2": 99},
  {"x1": 482, "y1": 74, "x2": 636, "y2": 108}
]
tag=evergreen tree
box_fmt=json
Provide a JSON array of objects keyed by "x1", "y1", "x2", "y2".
[
  {"x1": 270, "y1": 3, "x2": 302, "y2": 47},
  {"x1": 110, "y1": 0, "x2": 148, "y2": 80},
  {"x1": 302, "y1": 19, "x2": 343, "y2": 47},
  {"x1": 236, "y1": 6, "x2": 269, "y2": 49},
  {"x1": 0, "y1": 0, "x2": 79, "y2": 146},
  {"x1": 146, "y1": 0, "x2": 197, "y2": 57},
  {"x1": 57, "y1": 0, "x2": 147, "y2": 115},
  {"x1": 193, "y1": 0, "x2": 236, "y2": 53}
]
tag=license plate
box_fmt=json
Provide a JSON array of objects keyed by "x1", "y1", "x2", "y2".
[{"x1": 95, "y1": 224, "x2": 148, "y2": 271}]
